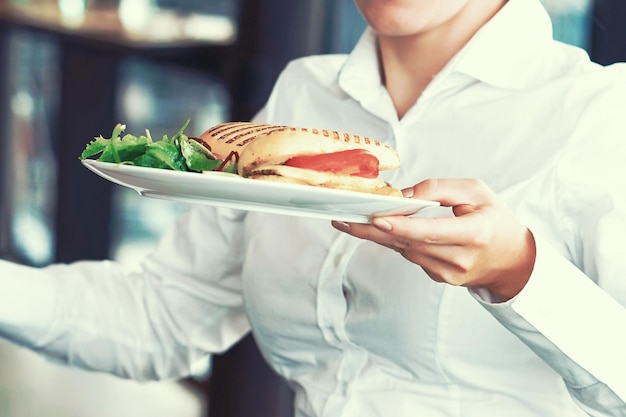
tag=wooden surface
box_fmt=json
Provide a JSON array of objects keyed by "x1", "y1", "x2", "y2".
[{"x1": 0, "y1": 1, "x2": 236, "y2": 48}]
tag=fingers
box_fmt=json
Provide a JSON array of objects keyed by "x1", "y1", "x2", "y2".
[
  {"x1": 331, "y1": 218, "x2": 478, "y2": 285},
  {"x1": 334, "y1": 177, "x2": 499, "y2": 248},
  {"x1": 332, "y1": 215, "x2": 485, "y2": 265},
  {"x1": 371, "y1": 211, "x2": 489, "y2": 246},
  {"x1": 404, "y1": 178, "x2": 496, "y2": 210}
]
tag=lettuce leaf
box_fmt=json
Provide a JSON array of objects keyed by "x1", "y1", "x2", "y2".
[{"x1": 79, "y1": 119, "x2": 237, "y2": 174}]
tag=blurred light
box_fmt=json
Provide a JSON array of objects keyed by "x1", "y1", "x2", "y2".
[
  {"x1": 119, "y1": 0, "x2": 156, "y2": 34},
  {"x1": 183, "y1": 14, "x2": 236, "y2": 43},
  {"x1": 118, "y1": 0, "x2": 235, "y2": 44},
  {"x1": 143, "y1": 10, "x2": 182, "y2": 41},
  {"x1": 11, "y1": 208, "x2": 53, "y2": 266},
  {"x1": 121, "y1": 82, "x2": 154, "y2": 124},
  {"x1": 58, "y1": 0, "x2": 87, "y2": 27},
  {"x1": 195, "y1": 91, "x2": 229, "y2": 132},
  {"x1": 10, "y1": 90, "x2": 35, "y2": 119}
]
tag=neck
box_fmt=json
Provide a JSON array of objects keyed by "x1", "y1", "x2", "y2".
[{"x1": 379, "y1": 0, "x2": 506, "y2": 119}]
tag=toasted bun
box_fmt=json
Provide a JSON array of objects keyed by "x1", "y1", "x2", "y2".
[
  {"x1": 248, "y1": 165, "x2": 402, "y2": 197},
  {"x1": 199, "y1": 122, "x2": 400, "y2": 174},
  {"x1": 199, "y1": 122, "x2": 292, "y2": 160},
  {"x1": 199, "y1": 121, "x2": 402, "y2": 196},
  {"x1": 238, "y1": 126, "x2": 400, "y2": 176}
]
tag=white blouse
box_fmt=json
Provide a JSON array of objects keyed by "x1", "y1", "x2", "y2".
[{"x1": 1, "y1": 0, "x2": 625, "y2": 416}]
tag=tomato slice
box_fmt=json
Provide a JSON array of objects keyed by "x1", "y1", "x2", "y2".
[{"x1": 284, "y1": 149, "x2": 379, "y2": 178}]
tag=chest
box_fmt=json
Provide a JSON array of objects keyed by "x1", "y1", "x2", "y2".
[{"x1": 238, "y1": 213, "x2": 535, "y2": 382}]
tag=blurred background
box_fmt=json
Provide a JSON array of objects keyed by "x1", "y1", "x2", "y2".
[{"x1": 0, "y1": 0, "x2": 623, "y2": 416}]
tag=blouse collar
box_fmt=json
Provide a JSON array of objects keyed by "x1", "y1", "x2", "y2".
[{"x1": 338, "y1": 0, "x2": 554, "y2": 103}]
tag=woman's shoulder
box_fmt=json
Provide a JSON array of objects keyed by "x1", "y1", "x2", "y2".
[
  {"x1": 255, "y1": 53, "x2": 352, "y2": 125},
  {"x1": 277, "y1": 53, "x2": 349, "y2": 87},
  {"x1": 542, "y1": 40, "x2": 626, "y2": 83}
]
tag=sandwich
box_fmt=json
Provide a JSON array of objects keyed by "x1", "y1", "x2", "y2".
[{"x1": 198, "y1": 122, "x2": 402, "y2": 196}]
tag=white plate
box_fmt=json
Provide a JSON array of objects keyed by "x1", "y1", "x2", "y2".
[{"x1": 82, "y1": 160, "x2": 439, "y2": 223}]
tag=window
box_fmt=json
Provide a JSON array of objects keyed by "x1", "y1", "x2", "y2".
[
  {"x1": 542, "y1": 0, "x2": 592, "y2": 51},
  {"x1": 0, "y1": 31, "x2": 58, "y2": 265}
]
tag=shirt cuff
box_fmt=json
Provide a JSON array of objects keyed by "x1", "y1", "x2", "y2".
[{"x1": 472, "y1": 234, "x2": 626, "y2": 400}]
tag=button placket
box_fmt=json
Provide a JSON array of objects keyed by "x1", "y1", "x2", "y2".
[
  {"x1": 317, "y1": 233, "x2": 362, "y2": 346},
  {"x1": 317, "y1": 233, "x2": 370, "y2": 415}
]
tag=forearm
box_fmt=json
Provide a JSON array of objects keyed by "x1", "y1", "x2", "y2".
[
  {"x1": 0, "y1": 259, "x2": 193, "y2": 380},
  {"x1": 1, "y1": 257, "x2": 249, "y2": 381},
  {"x1": 0, "y1": 208, "x2": 251, "y2": 381}
]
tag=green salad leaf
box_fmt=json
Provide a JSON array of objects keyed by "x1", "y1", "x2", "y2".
[{"x1": 79, "y1": 119, "x2": 237, "y2": 174}]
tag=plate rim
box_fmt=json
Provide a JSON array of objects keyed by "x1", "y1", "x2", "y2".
[{"x1": 81, "y1": 159, "x2": 439, "y2": 222}]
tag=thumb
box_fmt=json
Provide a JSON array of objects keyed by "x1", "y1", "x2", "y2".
[{"x1": 404, "y1": 178, "x2": 496, "y2": 209}]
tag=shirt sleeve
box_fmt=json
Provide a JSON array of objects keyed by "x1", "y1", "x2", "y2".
[
  {"x1": 472, "y1": 77, "x2": 626, "y2": 416},
  {"x1": 0, "y1": 206, "x2": 251, "y2": 381},
  {"x1": 474, "y1": 235, "x2": 626, "y2": 415}
]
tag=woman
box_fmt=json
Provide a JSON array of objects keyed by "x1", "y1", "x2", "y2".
[{"x1": 1, "y1": 0, "x2": 625, "y2": 416}]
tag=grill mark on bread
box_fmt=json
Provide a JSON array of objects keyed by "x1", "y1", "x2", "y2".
[
  {"x1": 266, "y1": 126, "x2": 384, "y2": 147},
  {"x1": 205, "y1": 122, "x2": 388, "y2": 152},
  {"x1": 247, "y1": 168, "x2": 280, "y2": 176},
  {"x1": 208, "y1": 123, "x2": 278, "y2": 140},
  {"x1": 234, "y1": 126, "x2": 288, "y2": 145},
  {"x1": 206, "y1": 122, "x2": 249, "y2": 138},
  {"x1": 207, "y1": 123, "x2": 290, "y2": 146}
]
